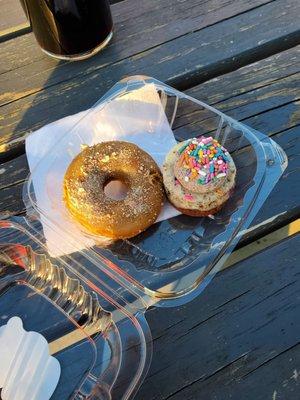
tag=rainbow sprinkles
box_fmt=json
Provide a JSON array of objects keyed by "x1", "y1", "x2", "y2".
[{"x1": 177, "y1": 136, "x2": 229, "y2": 185}]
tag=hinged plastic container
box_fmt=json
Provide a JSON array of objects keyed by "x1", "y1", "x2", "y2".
[{"x1": 0, "y1": 76, "x2": 287, "y2": 399}]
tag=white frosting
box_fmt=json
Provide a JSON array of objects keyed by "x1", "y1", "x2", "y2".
[{"x1": 162, "y1": 142, "x2": 236, "y2": 211}]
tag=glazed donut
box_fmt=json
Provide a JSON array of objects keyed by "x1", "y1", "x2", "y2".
[
  {"x1": 162, "y1": 137, "x2": 236, "y2": 216},
  {"x1": 63, "y1": 141, "x2": 164, "y2": 239}
]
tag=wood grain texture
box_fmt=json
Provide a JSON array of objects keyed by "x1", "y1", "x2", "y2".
[
  {"x1": 0, "y1": 47, "x2": 299, "y2": 242},
  {"x1": 136, "y1": 233, "x2": 300, "y2": 400},
  {"x1": 0, "y1": 0, "x2": 26, "y2": 32},
  {"x1": 1, "y1": 0, "x2": 300, "y2": 158},
  {"x1": 1, "y1": 2, "x2": 299, "y2": 399},
  {"x1": 0, "y1": 0, "x2": 271, "y2": 81},
  {"x1": 0, "y1": 0, "x2": 271, "y2": 75}
]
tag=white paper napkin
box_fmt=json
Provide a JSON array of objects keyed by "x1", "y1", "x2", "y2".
[{"x1": 25, "y1": 83, "x2": 180, "y2": 256}]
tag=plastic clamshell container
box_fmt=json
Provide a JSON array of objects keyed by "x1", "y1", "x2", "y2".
[{"x1": 0, "y1": 76, "x2": 287, "y2": 399}]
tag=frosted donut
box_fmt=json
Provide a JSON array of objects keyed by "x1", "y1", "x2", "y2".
[
  {"x1": 162, "y1": 137, "x2": 236, "y2": 216},
  {"x1": 63, "y1": 141, "x2": 164, "y2": 239}
]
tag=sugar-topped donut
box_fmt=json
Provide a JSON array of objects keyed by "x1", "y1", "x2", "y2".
[{"x1": 63, "y1": 141, "x2": 164, "y2": 239}]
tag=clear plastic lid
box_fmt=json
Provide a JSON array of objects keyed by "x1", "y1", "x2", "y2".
[{"x1": 23, "y1": 76, "x2": 287, "y2": 307}]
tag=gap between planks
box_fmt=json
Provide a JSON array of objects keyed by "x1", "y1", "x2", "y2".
[{"x1": 0, "y1": 23, "x2": 30, "y2": 43}]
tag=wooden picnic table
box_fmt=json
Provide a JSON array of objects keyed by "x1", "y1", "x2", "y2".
[{"x1": 0, "y1": 0, "x2": 300, "y2": 399}]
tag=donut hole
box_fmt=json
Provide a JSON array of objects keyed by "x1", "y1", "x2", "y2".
[{"x1": 104, "y1": 179, "x2": 129, "y2": 200}]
